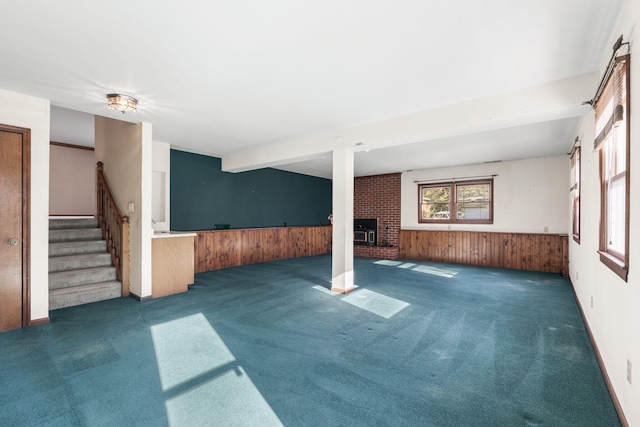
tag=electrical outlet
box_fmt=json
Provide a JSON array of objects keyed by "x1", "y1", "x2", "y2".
[
  {"x1": 590, "y1": 296, "x2": 594, "y2": 309},
  {"x1": 576, "y1": 271, "x2": 579, "y2": 280},
  {"x1": 544, "y1": 226, "x2": 549, "y2": 233},
  {"x1": 628, "y1": 359, "x2": 632, "y2": 384}
]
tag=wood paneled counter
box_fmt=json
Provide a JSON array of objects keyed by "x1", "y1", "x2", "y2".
[
  {"x1": 152, "y1": 232, "x2": 196, "y2": 298},
  {"x1": 194, "y1": 225, "x2": 331, "y2": 273}
]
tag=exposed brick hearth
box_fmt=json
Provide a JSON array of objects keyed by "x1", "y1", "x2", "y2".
[
  {"x1": 354, "y1": 244, "x2": 399, "y2": 259},
  {"x1": 354, "y1": 173, "x2": 401, "y2": 260}
]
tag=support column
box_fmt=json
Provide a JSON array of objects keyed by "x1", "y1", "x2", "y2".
[{"x1": 331, "y1": 138, "x2": 355, "y2": 293}]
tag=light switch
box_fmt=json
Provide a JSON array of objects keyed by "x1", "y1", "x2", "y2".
[{"x1": 128, "y1": 202, "x2": 135, "y2": 213}]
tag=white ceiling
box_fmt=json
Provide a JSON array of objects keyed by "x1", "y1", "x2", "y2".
[{"x1": 1, "y1": 1, "x2": 622, "y2": 178}]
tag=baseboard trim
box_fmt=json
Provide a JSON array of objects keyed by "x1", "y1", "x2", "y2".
[
  {"x1": 128, "y1": 292, "x2": 153, "y2": 302},
  {"x1": 568, "y1": 278, "x2": 628, "y2": 427},
  {"x1": 29, "y1": 317, "x2": 50, "y2": 327}
]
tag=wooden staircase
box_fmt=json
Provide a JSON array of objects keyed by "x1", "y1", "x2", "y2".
[{"x1": 48, "y1": 218, "x2": 122, "y2": 310}]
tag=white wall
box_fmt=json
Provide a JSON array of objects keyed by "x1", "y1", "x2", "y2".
[
  {"x1": 95, "y1": 116, "x2": 153, "y2": 299},
  {"x1": 402, "y1": 156, "x2": 569, "y2": 234},
  {"x1": 49, "y1": 144, "x2": 95, "y2": 215},
  {"x1": 0, "y1": 88, "x2": 50, "y2": 321},
  {"x1": 569, "y1": 0, "x2": 640, "y2": 423},
  {"x1": 152, "y1": 140, "x2": 170, "y2": 232}
]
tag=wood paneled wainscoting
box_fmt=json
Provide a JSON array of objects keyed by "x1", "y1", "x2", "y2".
[
  {"x1": 194, "y1": 226, "x2": 331, "y2": 273},
  {"x1": 399, "y1": 230, "x2": 569, "y2": 275}
]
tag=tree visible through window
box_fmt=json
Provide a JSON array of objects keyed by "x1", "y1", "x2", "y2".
[{"x1": 419, "y1": 179, "x2": 493, "y2": 224}]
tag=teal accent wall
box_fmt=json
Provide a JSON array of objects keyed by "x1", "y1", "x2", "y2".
[{"x1": 170, "y1": 150, "x2": 332, "y2": 230}]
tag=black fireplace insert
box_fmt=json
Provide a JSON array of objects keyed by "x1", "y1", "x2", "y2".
[{"x1": 354, "y1": 218, "x2": 377, "y2": 245}]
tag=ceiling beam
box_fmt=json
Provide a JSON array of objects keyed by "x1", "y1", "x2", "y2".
[{"x1": 221, "y1": 72, "x2": 596, "y2": 173}]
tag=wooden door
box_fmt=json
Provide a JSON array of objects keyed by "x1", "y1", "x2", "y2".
[{"x1": 0, "y1": 125, "x2": 30, "y2": 332}]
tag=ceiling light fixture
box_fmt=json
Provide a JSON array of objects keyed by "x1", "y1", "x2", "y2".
[{"x1": 107, "y1": 93, "x2": 138, "y2": 114}]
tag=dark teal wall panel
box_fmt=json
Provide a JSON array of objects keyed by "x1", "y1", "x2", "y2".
[{"x1": 170, "y1": 150, "x2": 332, "y2": 230}]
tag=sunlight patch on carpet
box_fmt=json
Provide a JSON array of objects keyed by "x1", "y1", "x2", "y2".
[
  {"x1": 374, "y1": 259, "x2": 456, "y2": 277},
  {"x1": 341, "y1": 289, "x2": 409, "y2": 319},
  {"x1": 312, "y1": 285, "x2": 338, "y2": 295},
  {"x1": 165, "y1": 365, "x2": 282, "y2": 427},
  {"x1": 312, "y1": 284, "x2": 359, "y2": 295},
  {"x1": 150, "y1": 313, "x2": 235, "y2": 391},
  {"x1": 411, "y1": 265, "x2": 458, "y2": 278},
  {"x1": 151, "y1": 313, "x2": 283, "y2": 426},
  {"x1": 374, "y1": 260, "x2": 403, "y2": 266},
  {"x1": 397, "y1": 263, "x2": 417, "y2": 269}
]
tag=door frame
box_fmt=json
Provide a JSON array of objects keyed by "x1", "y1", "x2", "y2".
[{"x1": 0, "y1": 124, "x2": 31, "y2": 327}]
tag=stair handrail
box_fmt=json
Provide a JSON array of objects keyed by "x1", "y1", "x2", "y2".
[{"x1": 96, "y1": 162, "x2": 130, "y2": 297}]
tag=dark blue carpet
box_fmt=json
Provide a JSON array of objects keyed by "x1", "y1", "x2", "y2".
[{"x1": 0, "y1": 256, "x2": 620, "y2": 426}]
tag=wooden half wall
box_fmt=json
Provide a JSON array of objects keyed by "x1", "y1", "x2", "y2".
[
  {"x1": 399, "y1": 230, "x2": 569, "y2": 275},
  {"x1": 194, "y1": 226, "x2": 331, "y2": 273}
]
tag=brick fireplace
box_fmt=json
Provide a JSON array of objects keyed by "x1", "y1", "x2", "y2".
[{"x1": 353, "y1": 173, "x2": 401, "y2": 259}]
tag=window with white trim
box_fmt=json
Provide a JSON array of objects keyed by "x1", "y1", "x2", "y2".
[
  {"x1": 418, "y1": 179, "x2": 493, "y2": 224},
  {"x1": 595, "y1": 55, "x2": 629, "y2": 281}
]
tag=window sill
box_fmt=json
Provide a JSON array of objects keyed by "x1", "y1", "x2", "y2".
[
  {"x1": 418, "y1": 220, "x2": 494, "y2": 225},
  {"x1": 598, "y1": 250, "x2": 628, "y2": 282}
]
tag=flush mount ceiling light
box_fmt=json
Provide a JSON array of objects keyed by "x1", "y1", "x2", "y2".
[{"x1": 107, "y1": 93, "x2": 138, "y2": 114}]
